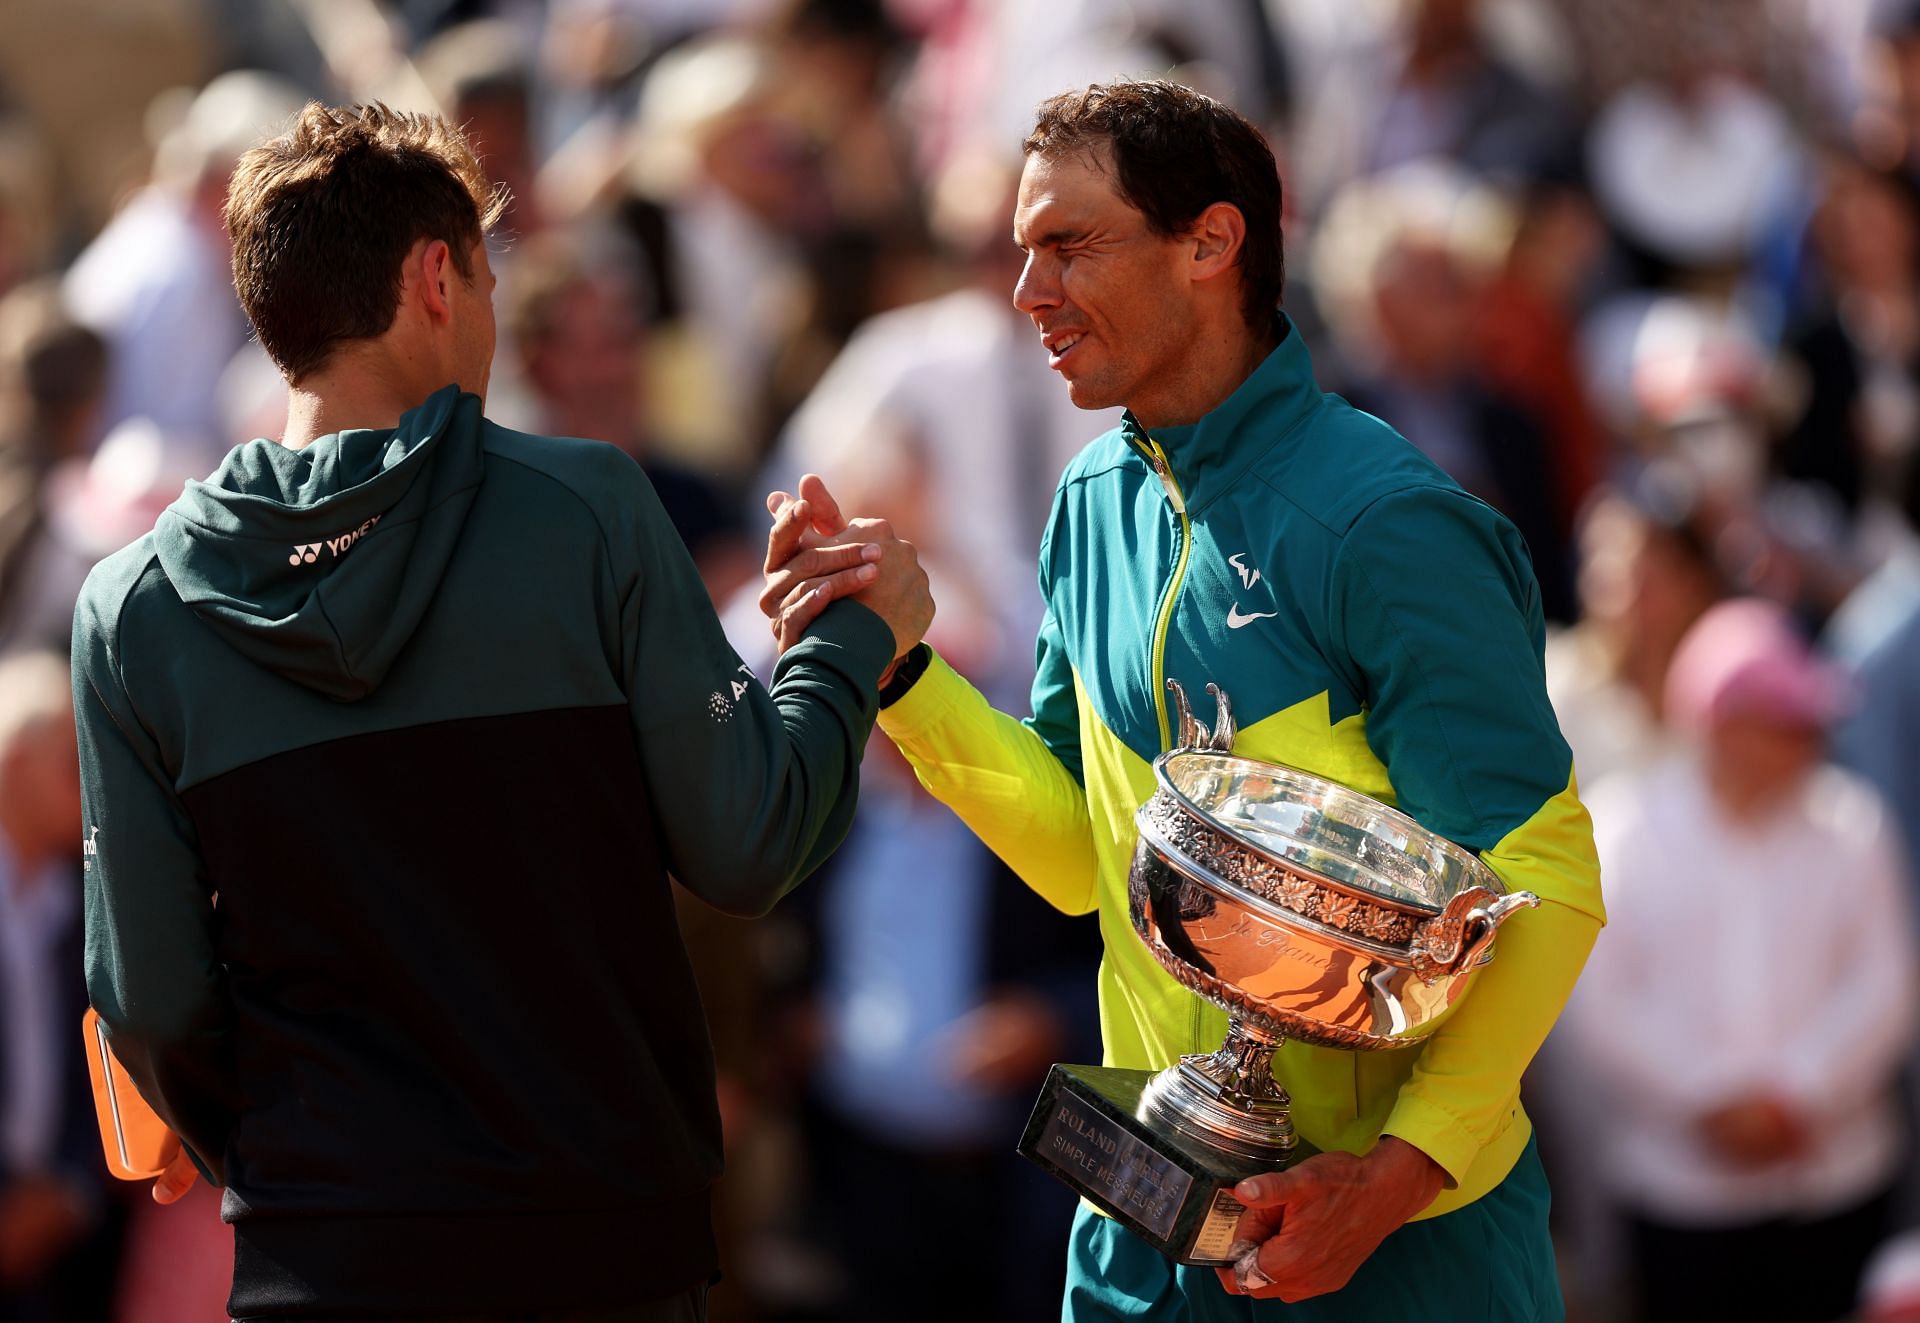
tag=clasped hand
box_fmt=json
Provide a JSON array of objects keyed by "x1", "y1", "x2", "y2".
[
  {"x1": 760, "y1": 474, "x2": 933, "y2": 667},
  {"x1": 1218, "y1": 1137, "x2": 1446, "y2": 1301}
]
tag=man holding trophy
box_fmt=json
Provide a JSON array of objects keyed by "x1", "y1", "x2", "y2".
[{"x1": 763, "y1": 79, "x2": 1603, "y2": 1319}]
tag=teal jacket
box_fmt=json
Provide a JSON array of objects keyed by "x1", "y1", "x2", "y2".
[
  {"x1": 880, "y1": 319, "x2": 1604, "y2": 1217},
  {"x1": 71, "y1": 386, "x2": 894, "y2": 1312}
]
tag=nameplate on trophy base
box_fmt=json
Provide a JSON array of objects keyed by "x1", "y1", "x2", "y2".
[{"x1": 1016, "y1": 1063, "x2": 1314, "y2": 1266}]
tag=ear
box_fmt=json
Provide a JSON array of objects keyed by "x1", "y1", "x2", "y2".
[
  {"x1": 418, "y1": 239, "x2": 456, "y2": 325},
  {"x1": 1187, "y1": 201, "x2": 1247, "y2": 286}
]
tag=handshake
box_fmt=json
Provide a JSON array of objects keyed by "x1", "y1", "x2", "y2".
[{"x1": 758, "y1": 474, "x2": 935, "y2": 681}]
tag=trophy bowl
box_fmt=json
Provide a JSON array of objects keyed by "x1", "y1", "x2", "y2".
[
  {"x1": 1015, "y1": 680, "x2": 1537, "y2": 1264},
  {"x1": 1124, "y1": 680, "x2": 1538, "y2": 1165},
  {"x1": 1129, "y1": 750, "x2": 1536, "y2": 1053}
]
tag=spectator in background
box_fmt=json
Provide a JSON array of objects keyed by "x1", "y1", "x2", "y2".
[
  {"x1": 1833, "y1": 453, "x2": 1920, "y2": 911},
  {"x1": 0, "y1": 122, "x2": 55, "y2": 303},
  {"x1": 768, "y1": 0, "x2": 921, "y2": 256},
  {"x1": 1585, "y1": 62, "x2": 1804, "y2": 298},
  {"x1": 617, "y1": 34, "x2": 822, "y2": 469},
  {"x1": 507, "y1": 226, "x2": 753, "y2": 602},
  {"x1": 1, "y1": 418, "x2": 206, "y2": 657},
  {"x1": 1289, "y1": 0, "x2": 1569, "y2": 218},
  {"x1": 62, "y1": 70, "x2": 305, "y2": 448},
  {"x1": 1531, "y1": 470, "x2": 1725, "y2": 1314},
  {"x1": 1778, "y1": 153, "x2": 1920, "y2": 515},
  {"x1": 416, "y1": 19, "x2": 542, "y2": 239},
  {"x1": 1561, "y1": 597, "x2": 1917, "y2": 1323},
  {"x1": 1858, "y1": 0, "x2": 1920, "y2": 186},
  {"x1": 1476, "y1": 151, "x2": 1610, "y2": 538},
  {"x1": 1544, "y1": 469, "x2": 1725, "y2": 787},
  {"x1": 0, "y1": 287, "x2": 107, "y2": 653},
  {"x1": 1315, "y1": 159, "x2": 1574, "y2": 618},
  {"x1": 0, "y1": 650, "x2": 119, "y2": 1323}
]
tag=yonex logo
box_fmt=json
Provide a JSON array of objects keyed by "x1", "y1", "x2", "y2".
[{"x1": 289, "y1": 514, "x2": 382, "y2": 567}]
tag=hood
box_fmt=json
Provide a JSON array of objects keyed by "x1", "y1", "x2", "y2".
[{"x1": 154, "y1": 386, "x2": 485, "y2": 702}]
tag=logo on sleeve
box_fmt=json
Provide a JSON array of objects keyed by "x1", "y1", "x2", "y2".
[
  {"x1": 1228, "y1": 553, "x2": 1263, "y2": 590},
  {"x1": 709, "y1": 664, "x2": 755, "y2": 721},
  {"x1": 289, "y1": 514, "x2": 382, "y2": 567}
]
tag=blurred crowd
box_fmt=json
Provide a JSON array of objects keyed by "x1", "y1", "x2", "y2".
[{"x1": 5, "y1": 0, "x2": 1920, "y2": 1319}]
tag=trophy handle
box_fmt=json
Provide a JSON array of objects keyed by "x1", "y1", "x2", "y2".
[
  {"x1": 1166, "y1": 679, "x2": 1236, "y2": 752},
  {"x1": 1408, "y1": 888, "x2": 1540, "y2": 982}
]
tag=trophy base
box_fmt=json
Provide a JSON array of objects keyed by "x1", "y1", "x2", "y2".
[{"x1": 1017, "y1": 1063, "x2": 1317, "y2": 1266}]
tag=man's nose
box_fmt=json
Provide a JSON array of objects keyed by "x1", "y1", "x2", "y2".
[{"x1": 1013, "y1": 252, "x2": 1060, "y2": 316}]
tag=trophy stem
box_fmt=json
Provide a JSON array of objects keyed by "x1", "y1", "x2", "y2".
[
  {"x1": 1187, "y1": 1019, "x2": 1289, "y2": 1103},
  {"x1": 1139, "y1": 1018, "x2": 1298, "y2": 1166}
]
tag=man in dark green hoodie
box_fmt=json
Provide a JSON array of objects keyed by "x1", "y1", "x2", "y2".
[{"x1": 70, "y1": 102, "x2": 930, "y2": 1321}]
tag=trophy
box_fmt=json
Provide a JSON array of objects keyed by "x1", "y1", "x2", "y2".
[{"x1": 1016, "y1": 680, "x2": 1538, "y2": 1264}]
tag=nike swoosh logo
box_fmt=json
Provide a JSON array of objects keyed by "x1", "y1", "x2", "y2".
[{"x1": 1226, "y1": 605, "x2": 1279, "y2": 629}]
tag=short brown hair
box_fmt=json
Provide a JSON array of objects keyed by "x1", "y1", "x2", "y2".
[
  {"x1": 1024, "y1": 80, "x2": 1283, "y2": 331},
  {"x1": 226, "y1": 103, "x2": 507, "y2": 381}
]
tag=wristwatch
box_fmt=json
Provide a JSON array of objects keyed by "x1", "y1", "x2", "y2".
[{"x1": 877, "y1": 642, "x2": 932, "y2": 708}]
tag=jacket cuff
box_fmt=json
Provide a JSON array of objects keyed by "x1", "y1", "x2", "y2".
[
  {"x1": 783, "y1": 599, "x2": 896, "y2": 692},
  {"x1": 1380, "y1": 1094, "x2": 1488, "y2": 1189},
  {"x1": 875, "y1": 648, "x2": 969, "y2": 743}
]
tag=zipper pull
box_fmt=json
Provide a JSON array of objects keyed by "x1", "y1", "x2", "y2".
[{"x1": 1148, "y1": 442, "x2": 1186, "y2": 514}]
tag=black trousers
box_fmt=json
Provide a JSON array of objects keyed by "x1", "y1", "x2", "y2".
[
  {"x1": 236, "y1": 1283, "x2": 708, "y2": 1323},
  {"x1": 1626, "y1": 1185, "x2": 1894, "y2": 1323}
]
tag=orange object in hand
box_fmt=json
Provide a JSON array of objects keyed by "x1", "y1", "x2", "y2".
[{"x1": 82, "y1": 1008, "x2": 180, "y2": 1180}]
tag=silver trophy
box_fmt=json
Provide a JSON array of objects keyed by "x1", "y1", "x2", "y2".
[{"x1": 1018, "y1": 681, "x2": 1537, "y2": 1264}]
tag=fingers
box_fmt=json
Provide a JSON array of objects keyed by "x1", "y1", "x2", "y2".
[
  {"x1": 796, "y1": 474, "x2": 847, "y2": 535},
  {"x1": 152, "y1": 1149, "x2": 198, "y2": 1205},
  {"x1": 1234, "y1": 1168, "x2": 1298, "y2": 1209},
  {"x1": 764, "y1": 496, "x2": 815, "y2": 574},
  {"x1": 768, "y1": 566, "x2": 879, "y2": 652},
  {"x1": 773, "y1": 592, "x2": 824, "y2": 653},
  {"x1": 758, "y1": 542, "x2": 882, "y2": 618}
]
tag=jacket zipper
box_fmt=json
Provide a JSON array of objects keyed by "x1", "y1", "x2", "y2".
[
  {"x1": 1141, "y1": 438, "x2": 1209, "y2": 1052},
  {"x1": 1145, "y1": 438, "x2": 1191, "y2": 752}
]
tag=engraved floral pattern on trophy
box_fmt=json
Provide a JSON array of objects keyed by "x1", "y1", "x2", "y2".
[{"x1": 1137, "y1": 792, "x2": 1419, "y2": 948}]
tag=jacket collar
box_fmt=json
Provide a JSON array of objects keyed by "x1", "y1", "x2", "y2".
[{"x1": 1119, "y1": 314, "x2": 1321, "y2": 514}]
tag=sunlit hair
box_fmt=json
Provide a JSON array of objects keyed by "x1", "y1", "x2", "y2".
[
  {"x1": 1024, "y1": 80, "x2": 1283, "y2": 331},
  {"x1": 225, "y1": 102, "x2": 508, "y2": 381}
]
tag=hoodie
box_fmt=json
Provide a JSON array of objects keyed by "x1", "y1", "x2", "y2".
[{"x1": 71, "y1": 386, "x2": 894, "y2": 1316}]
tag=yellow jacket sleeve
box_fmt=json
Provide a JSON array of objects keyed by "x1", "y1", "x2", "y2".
[
  {"x1": 1383, "y1": 773, "x2": 1604, "y2": 1185},
  {"x1": 876, "y1": 649, "x2": 1100, "y2": 916}
]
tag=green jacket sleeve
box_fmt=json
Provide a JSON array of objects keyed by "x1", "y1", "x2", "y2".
[
  {"x1": 877, "y1": 606, "x2": 1099, "y2": 916},
  {"x1": 1329, "y1": 486, "x2": 1605, "y2": 1183},
  {"x1": 613, "y1": 466, "x2": 894, "y2": 916},
  {"x1": 73, "y1": 576, "x2": 238, "y2": 1182}
]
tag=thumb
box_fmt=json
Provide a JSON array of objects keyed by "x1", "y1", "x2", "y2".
[
  {"x1": 797, "y1": 473, "x2": 848, "y2": 535},
  {"x1": 1233, "y1": 1166, "x2": 1302, "y2": 1209},
  {"x1": 152, "y1": 1148, "x2": 199, "y2": 1205}
]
